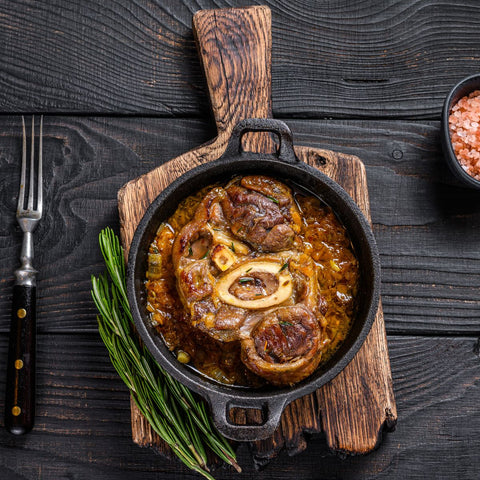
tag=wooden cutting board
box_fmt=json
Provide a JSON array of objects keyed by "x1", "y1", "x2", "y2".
[{"x1": 118, "y1": 5, "x2": 396, "y2": 466}]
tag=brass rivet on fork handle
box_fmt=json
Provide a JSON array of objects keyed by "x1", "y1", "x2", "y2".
[{"x1": 4, "y1": 116, "x2": 43, "y2": 435}]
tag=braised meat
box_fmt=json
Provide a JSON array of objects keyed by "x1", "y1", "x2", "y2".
[
  {"x1": 194, "y1": 187, "x2": 228, "y2": 227},
  {"x1": 241, "y1": 306, "x2": 327, "y2": 385},
  {"x1": 221, "y1": 176, "x2": 301, "y2": 252},
  {"x1": 146, "y1": 176, "x2": 359, "y2": 387}
]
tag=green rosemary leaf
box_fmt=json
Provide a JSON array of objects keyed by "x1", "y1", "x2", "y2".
[{"x1": 91, "y1": 227, "x2": 240, "y2": 478}]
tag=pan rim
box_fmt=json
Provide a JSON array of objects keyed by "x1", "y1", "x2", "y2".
[{"x1": 127, "y1": 153, "x2": 380, "y2": 407}]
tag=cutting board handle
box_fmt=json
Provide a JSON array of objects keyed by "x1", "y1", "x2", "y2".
[{"x1": 193, "y1": 6, "x2": 272, "y2": 149}]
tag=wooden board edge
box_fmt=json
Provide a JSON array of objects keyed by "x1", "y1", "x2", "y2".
[
  {"x1": 117, "y1": 135, "x2": 221, "y2": 210},
  {"x1": 302, "y1": 147, "x2": 397, "y2": 455},
  {"x1": 317, "y1": 307, "x2": 397, "y2": 456},
  {"x1": 118, "y1": 142, "x2": 397, "y2": 458}
]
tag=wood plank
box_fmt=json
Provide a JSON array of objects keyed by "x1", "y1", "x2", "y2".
[
  {"x1": 0, "y1": 116, "x2": 215, "y2": 335},
  {"x1": 284, "y1": 120, "x2": 480, "y2": 335},
  {"x1": 0, "y1": 333, "x2": 478, "y2": 479},
  {"x1": 1, "y1": 0, "x2": 480, "y2": 117},
  {"x1": 0, "y1": 117, "x2": 479, "y2": 335}
]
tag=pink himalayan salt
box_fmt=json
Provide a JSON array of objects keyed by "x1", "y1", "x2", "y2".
[{"x1": 449, "y1": 90, "x2": 480, "y2": 181}]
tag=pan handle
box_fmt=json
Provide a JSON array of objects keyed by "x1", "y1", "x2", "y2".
[
  {"x1": 224, "y1": 118, "x2": 299, "y2": 164},
  {"x1": 208, "y1": 392, "x2": 287, "y2": 442}
]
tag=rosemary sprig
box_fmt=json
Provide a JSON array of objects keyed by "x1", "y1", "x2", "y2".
[{"x1": 91, "y1": 227, "x2": 240, "y2": 479}]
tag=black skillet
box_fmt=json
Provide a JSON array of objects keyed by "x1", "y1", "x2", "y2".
[{"x1": 127, "y1": 118, "x2": 380, "y2": 442}]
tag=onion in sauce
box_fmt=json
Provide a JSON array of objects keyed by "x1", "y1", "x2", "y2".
[{"x1": 145, "y1": 178, "x2": 359, "y2": 387}]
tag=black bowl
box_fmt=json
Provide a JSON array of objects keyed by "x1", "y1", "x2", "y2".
[
  {"x1": 441, "y1": 73, "x2": 480, "y2": 189},
  {"x1": 127, "y1": 119, "x2": 380, "y2": 442}
]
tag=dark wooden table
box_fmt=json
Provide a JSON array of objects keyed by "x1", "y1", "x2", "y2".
[{"x1": 1, "y1": 1, "x2": 479, "y2": 479}]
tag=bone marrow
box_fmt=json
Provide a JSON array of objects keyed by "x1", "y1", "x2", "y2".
[{"x1": 216, "y1": 260, "x2": 293, "y2": 309}]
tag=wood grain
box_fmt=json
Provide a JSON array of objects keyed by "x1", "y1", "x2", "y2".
[
  {"x1": 1, "y1": 117, "x2": 479, "y2": 336},
  {"x1": 1, "y1": 0, "x2": 480, "y2": 118},
  {"x1": 193, "y1": 6, "x2": 272, "y2": 139},
  {"x1": 0, "y1": 1, "x2": 479, "y2": 478},
  {"x1": 0, "y1": 334, "x2": 478, "y2": 478}
]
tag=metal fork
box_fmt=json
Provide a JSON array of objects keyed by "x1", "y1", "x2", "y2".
[{"x1": 5, "y1": 116, "x2": 43, "y2": 435}]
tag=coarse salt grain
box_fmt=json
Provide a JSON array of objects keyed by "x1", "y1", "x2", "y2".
[{"x1": 449, "y1": 90, "x2": 480, "y2": 181}]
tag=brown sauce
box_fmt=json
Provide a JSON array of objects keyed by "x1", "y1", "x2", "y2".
[{"x1": 145, "y1": 181, "x2": 359, "y2": 387}]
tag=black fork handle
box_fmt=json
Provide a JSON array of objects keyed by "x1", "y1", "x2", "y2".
[{"x1": 5, "y1": 285, "x2": 36, "y2": 434}]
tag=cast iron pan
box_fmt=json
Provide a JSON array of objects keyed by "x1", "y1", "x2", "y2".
[{"x1": 127, "y1": 118, "x2": 380, "y2": 442}]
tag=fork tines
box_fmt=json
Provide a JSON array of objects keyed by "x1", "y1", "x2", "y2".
[{"x1": 18, "y1": 116, "x2": 43, "y2": 215}]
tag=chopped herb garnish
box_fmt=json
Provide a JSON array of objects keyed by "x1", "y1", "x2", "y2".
[
  {"x1": 266, "y1": 195, "x2": 279, "y2": 204},
  {"x1": 200, "y1": 250, "x2": 209, "y2": 259},
  {"x1": 151, "y1": 244, "x2": 159, "y2": 254},
  {"x1": 229, "y1": 242, "x2": 236, "y2": 253},
  {"x1": 238, "y1": 276, "x2": 254, "y2": 284},
  {"x1": 255, "y1": 293, "x2": 263, "y2": 297},
  {"x1": 188, "y1": 246, "x2": 193, "y2": 256},
  {"x1": 279, "y1": 321, "x2": 293, "y2": 327},
  {"x1": 279, "y1": 262, "x2": 288, "y2": 272},
  {"x1": 245, "y1": 267, "x2": 252, "y2": 273},
  {"x1": 213, "y1": 228, "x2": 222, "y2": 231}
]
